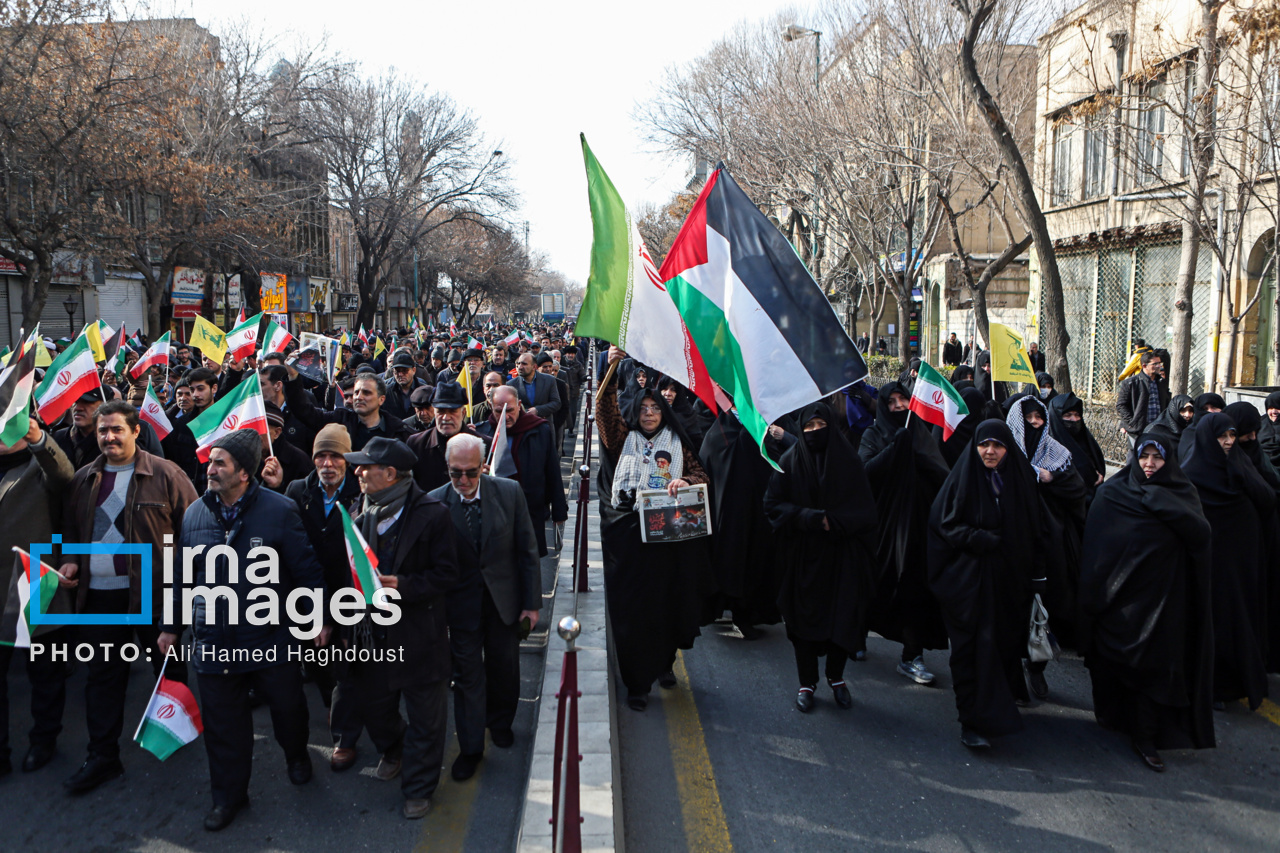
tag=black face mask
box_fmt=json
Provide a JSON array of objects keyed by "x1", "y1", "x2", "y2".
[
  {"x1": 1063, "y1": 418, "x2": 1083, "y2": 436},
  {"x1": 803, "y1": 427, "x2": 829, "y2": 453}
]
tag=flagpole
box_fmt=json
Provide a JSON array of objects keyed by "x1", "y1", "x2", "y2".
[
  {"x1": 132, "y1": 655, "x2": 170, "y2": 741},
  {"x1": 487, "y1": 404, "x2": 507, "y2": 469}
]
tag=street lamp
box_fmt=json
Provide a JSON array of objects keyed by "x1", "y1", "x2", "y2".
[
  {"x1": 62, "y1": 293, "x2": 79, "y2": 338},
  {"x1": 783, "y1": 23, "x2": 823, "y2": 285}
]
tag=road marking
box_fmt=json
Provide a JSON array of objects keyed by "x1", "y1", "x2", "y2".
[
  {"x1": 414, "y1": 738, "x2": 481, "y2": 852},
  {"x1": 666, "y1": 651, "x2": 733, "y2": 853},
  {"x1": 1250, "y1": 698, "x2": 1280, "y2": 727}
]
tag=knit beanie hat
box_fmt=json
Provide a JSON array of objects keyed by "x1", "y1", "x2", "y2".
[
  {"x1": 312, "y1": 423, "x2": 352, "y2": 458},
  {"x1": 210, "y1": 428, "x2": 262, "y2": 474}
]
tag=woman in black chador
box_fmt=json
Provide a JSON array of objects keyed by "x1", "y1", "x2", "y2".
[
  {"x1": 929, "y1": 420, "x2": 1050, "y2": 749},
  {"x1": 1079, "y1": 436, "x2": 1214, "y2": 772},
  {"x1": 764, "y1": 402, "x2": 878, "y2": 713}
]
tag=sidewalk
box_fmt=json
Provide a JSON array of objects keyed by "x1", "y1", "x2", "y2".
[{"x1": 517, "y1": 419, "x2": 618, "y2": 853}]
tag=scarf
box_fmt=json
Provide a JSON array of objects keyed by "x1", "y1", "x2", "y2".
[
  {"x1": 1006, "y1": 395, "x2": 1074, "y2": 473},
  {"x1": 358, "y1": 477, "x2": 413, "y2": 555},
  {"x1": 611, "y1": 425, "x2": 683, "y2": 508}
]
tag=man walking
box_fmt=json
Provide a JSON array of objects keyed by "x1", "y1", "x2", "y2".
[{"x1": 1116, "y1": 351, "x2": 1169, "y2": 446}]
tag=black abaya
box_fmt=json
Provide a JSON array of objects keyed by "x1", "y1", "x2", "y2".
[
  {"x1": 1258, "y1": 391, "x2": 1280, "y2": 469},
  {"x1": 933, "y1": 387, "x2": 987, "y2": 467},
  {"x1": 1048, "y1": 393, "x2": 1106, "y2": 502}
]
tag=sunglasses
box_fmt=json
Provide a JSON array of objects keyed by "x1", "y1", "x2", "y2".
[{"x1": 448, "y1": 467, "x2": 480, "y2": 480}]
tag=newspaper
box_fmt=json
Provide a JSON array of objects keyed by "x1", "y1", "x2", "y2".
[{"x1": 637, "y1": 484, "x2": 712, "y2": 544}]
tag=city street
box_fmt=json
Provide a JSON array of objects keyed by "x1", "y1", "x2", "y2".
[{"x1": 618, "y1": 623, "x2": 1280, "y2": 852}]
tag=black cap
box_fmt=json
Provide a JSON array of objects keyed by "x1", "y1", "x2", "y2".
[
  {"x1": 447, "y1": 350, "x2": 462, "y2": 364},
  {"x1": 343, "y1": 437, "x2": 417, "y2": 471},
  {"x1": 463, "y1": 348, "x2": 485, "y2": 361},
  {"x1": 449, "y1": 338, "x2": 466, "y2": 349},
  {"x1": 75, "y1": 390, "x2": 104, "y2": 404},
  {"x1": 432, "y1": 381, "x2": 467, "y2": 410},
  {"x1": 535, "y1": 352, "x2": 554, "y2": 366},
  {"x1": 391, "y1": 350, "x2": 415, "y2": 368},
  {"x1": 410, "y1": 385, "x2": 435, "y2": 407},
  {"x1": 264, "y1": 401, "x2": 285, "y2": 428},
  {"x1": 564, "y1": 345, "x2": 578, "y2": 354},
  {"x1": 356, "y1": 364, "x2": 376, "y2": 374}
]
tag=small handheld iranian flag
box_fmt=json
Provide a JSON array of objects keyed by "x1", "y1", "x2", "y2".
[
  {"x1": 501, "y1": 331, "x2": 520, "y2": 348},
  {"x1": 466, "y1": 336, "x2": 483, "y2": 352},
  {"x1": 338, "y1": 504, "x2": 383, "y2": 603},
  {"x1": 226, "y1": 312, "x2": 263, "y2": 362},
  {"x1": 130, "y1": 331, "x2": 171, "y2": 379},
  {"x1": 133, "y1": 664, "x2": 202, "y2": 761},
  {"x1": 140, "y1": 378, "x2": 173, "y2": 441},
  {"x1": 259, "y1": 319, "x2": 293, "y2": 358},
  {"x1": 186, "y1": 375, "x2": 268, "y2": 463},
  {"x1": 908, "y1": 361, "x2": 969, "y2": 439},
  {"x1": 34, "y1": 331, "x2": 102, "y2": 423},
  {"x1": 2, "y1": 548, "x2": 62, "y2": 648}
]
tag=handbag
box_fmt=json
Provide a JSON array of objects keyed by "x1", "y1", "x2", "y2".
[{"x1": 1027, "y1": 593, "x2": 1061, "y2": 663}]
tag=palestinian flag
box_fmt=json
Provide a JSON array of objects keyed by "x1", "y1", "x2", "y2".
[
  {"x1": 0, "y1": 341, "x2": 37, "y2": 447},
  {"x1": 127, "y1": 330, "x2": 144, "y2": 350},
  {"x1": 34, "y1": 332, "x2": 101, "y2": 423},
  {"x1": 140, "y1": 378, "x2": 173, "y2": 441},
  {"x1": 259, "y1": 319, "x2": 293, "y2": 357},
  {"x1": 658, "y1": 164, "x2": 865, "y2": 466},
  {"x1": 2, "y1": 548, "x2": 61, "y2": 648},
  {"x1": 133, "y1": 673, "x2": 202, "y2": 761},
  {"x1": 103, "y1": 325, "x2": 128, "y2": 375},
  {"x1": 338, "y1": 504, "x2": 382, "y2": 604},
  {"x1": 186, "y1": 375, "x2": 268, "y2": 463},
  {"x1": 130, "y1": 331, "x2": 171, "y2": 379},
  {"x1": 226, "y1": 312, "x2": 263, "y2": 362},
  {"x1": 908, "y1": 362, "x2": 969, "y2": 440}
]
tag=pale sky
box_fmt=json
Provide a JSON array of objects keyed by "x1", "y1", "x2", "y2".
[{"x1": 180, "y1": 0, "x2": 812, "y2": 286}]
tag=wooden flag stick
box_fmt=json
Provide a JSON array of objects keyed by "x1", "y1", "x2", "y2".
[{"x1": 594, "y1": 359, "x2": 619, "y2": 405}]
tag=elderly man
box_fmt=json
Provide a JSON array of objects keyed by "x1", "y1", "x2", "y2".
[
  {"x1": 477, "y1": 386, "x2": 567, "y2": 557},
  {"x1": 408, "y1": 382, "x2": 489, "y2": 493},
  {"x1": 403, "y1": 385, "x2": 435, "y2": 434},
  {"x1": 60, "y1": 401, "x2": 197, "y2": 793},
  {"x1": 158, "y1": 429, "x2": 327, "y2": 832},
  {"x1": 429, "y1": 434, "x2": 540, "y2": 780},
  {"x1": 507, "y1": 352, "x2": 561, "y2": 422},
  {"x1": 340, "y1": 437, "x2": 462, "y2": 820}
]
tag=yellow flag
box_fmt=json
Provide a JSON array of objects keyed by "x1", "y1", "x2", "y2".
[
  {"x1": 988, "y1": 322, "x2": 1038, "y2": 384},
  {"x1": 374, "y1": 336, "x2": 386, "y2": 358},
  {"x1": 460, "y1": 357, "x2": 473, "y2": 420},
  {"x1": 35, "y1": 340, "x2": 52, "y2": 368},
  {"x1": 190, "y1": 314, "x2": 228, "y2": 363},
  {"x1": 83, "y1": 321, "x2": 105, "y2": 363}
]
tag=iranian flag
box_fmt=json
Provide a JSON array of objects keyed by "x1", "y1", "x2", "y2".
[
  {"x1": 466, "y1": 335, "x2": 483, "y2": 351},
  {"x1": 0, "y1": 342, "x2": 37, "y2": 447},
  {"x1": 133, "y1": 670, "x2": 202, "y2": 761},
  {"x1": 226, "y1": 312, "x2": 263, "y2": 362},
  {"x1": 908, "y1": 361, "x2": 969, "y2": 439},
  {"x1": 338, "y1": 504, "x2": 383, "y2": 604},
  {"x1": 358, "y1": 325, "x2": 369, "y2": 345},
  {"x1": 2, "y1": 548, "x2": 61, "y2": 648},
  {"x1": 140, "y1": 378, "x2": 173, "y2": 440},
  {"x1": 34, "y1": 332, "x2": 101, "y2": 423},
  {"x1": 659, "y1": 163, "x2": 866, "y2": 466},
  {"x1": 574, "y1": 136, "x2": 716, "y2": 411},
  {"x1": 449, "y1": 319, "x2": 457, "y2": 336},
  {"x1": 186, "y1": 375, "x2": 268, "y2": 463},
  {"x1": 130, "y1": 331, "x2": 171, "y2": 379},
  {"x1": 259, "y1": 319, "x2": 293, "y2": 357},
  {"x1": 501, "y1": 331, "x2": 520, "y2": 347}
]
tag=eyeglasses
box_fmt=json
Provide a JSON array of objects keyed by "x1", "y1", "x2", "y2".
[{"x1": 448, "y1": 467, "x2": 480, "y2": 480}]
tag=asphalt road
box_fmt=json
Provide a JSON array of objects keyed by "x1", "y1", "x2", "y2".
[{"x1": 617, "y1": 621, "x2": 1280, "y2": 853}]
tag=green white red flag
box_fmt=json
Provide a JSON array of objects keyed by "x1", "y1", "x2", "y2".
[
  {"x1": 133, "y1": 669, "x2": 202, "y2": 760},
  {"x1": 226, "y1": 312, "x2": 263, "y2": 361},
  {"x1": 34, "y1": 331, "x2": 101, "y2": 423},
  {"x1": 908, "y1": 361, "x2": 969, "y2": 439},
  {"x1": 259, "y1": 319, "x2": 293, "y2": 357},
  {"x1": 338, "y1": 504, "x2": 382, "y2": 604},
  {"x1": 140, "y1": 378, "x2": 173, "y2": 441},
  {"x1": 2, "y1": 548, "x2": 61, "y2": 648},
  {"x1": 186, "y1": 374, "x2": 268, "y2": 463},
  {"x1": 130, "y1": 331, "x2": 170, "y2": 378}
]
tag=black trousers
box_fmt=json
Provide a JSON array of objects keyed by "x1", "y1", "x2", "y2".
[
  {"x1": 80, "y1": 589, "x2": 186, "y2": 759},
  {"x1": 450, "y1": 588, "x2": 522, "y2": 755},
  {"x1": 0, "y1": 627, "x2": 70, "y2": 763},
  {"x1": 334, "y1": 655, "x2": 448, "y2": 800},
  {"x1": 790, "y1": 636, "x2": 848, "y2": 688},
  {"x1": 197, "y1": 661, "x2": 310, "y2": 808}
]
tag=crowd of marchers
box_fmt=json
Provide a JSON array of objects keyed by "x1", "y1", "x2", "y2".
[
  {"x1": 602, "y1": 332, "x2": 1277, "y2": 775},
  {"x1": 0, "y1": 322, "x2": 582, "y2": 829}
]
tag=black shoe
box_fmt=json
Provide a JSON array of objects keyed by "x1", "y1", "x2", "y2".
[
  {"x1": 490, "y1": 728, "x2": 515, "y2": 749},
  {"x1": 626, "y1": 693, "x2": 647, "y2": 711},
  {"x1": 796, "y1": 687, "x2": 815, "y2": 713},
  {"x1": 63, "y1": 754, "x2": 124, "y2": 794},
  {"x1": 22, "y1": 743, "x2": 55, "y2": 773},
  {"x1": 960, "y1": 727, "x2": 990, "y2": 750},
  {"x1": 287, "y1": 755, "x2": 312, "y2": 785},
  {"x1": 1028, "y1": 668, "x2": 1049, "y2": 700},
  {"x1": 829, "y1": 680, "x2": 853, "y2": 709},
  {"x1": 658, "y1": 671, "x2": 677, "y2": 689},
  {"x1": 204, "y1": 799, "x2": 248, "y2": 832},
  {"x1": 1132, "y1": 740, "x2": 1165, "y2": 773},
  {"x1": 451, "y1": 752, "x2": 483, "y2": 781}
]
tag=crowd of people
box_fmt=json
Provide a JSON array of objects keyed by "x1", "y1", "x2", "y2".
[{"x1": 0, "y1": 320, "x2": 581, "y2": 829}]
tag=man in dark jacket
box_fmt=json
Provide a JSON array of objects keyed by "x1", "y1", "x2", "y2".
[
  {"x1": 407, "y1": 382, "x2": 489, "y2": 494},
  {"x1": 402, "y1": 385, "x2": 435, "y2": 434},
  {"x1": 284, "y1": 368, "x2": 410, "y2": 452},
  {"x1": 537, "y1": 353, "x2": 570, "y2": 455},
  {"x1": 55, "y1": 388, "x2": 163, "y2": 470},
  {"x1": 507, "y1": 352, "x2": 561, "y2": 421},
  {"x1": 942, "y1": 333, "x2": 963, "y2": 366},
  {"x1": 429, "y1": 434, "x2": 540, "y2": 781},
  {"x1": 259, "y1": 403, "x2": 314, "y2": 492},
  {"x1": 341, "y1": 437, "x2": 462, "y2": 820},
  {"x1": 1116, "y1": 350, "x2": 1169, "y2": 445},
  {"x1": 559, "y1": 345, "x2": 586, "y2": 431},
  {"x1": 384, "y1": 350, "x2": 428, "y2": 421},
  {"x1": 162, "y1": 367, "x2": 220, "y2": 492},
  {"x1": 1027, "y1": 341, "x2": 1046, "y2": 373},
  {"x1": 158, "y1": 429, "x2": 327, "y2": 832},
  {"x1": 59, "y1": 401, "x2": 197, "y2": 793},
  {"x1": 477, "y1": 386, "x2": 567, "y2": 557},
  {"x1": 258, "y1": 365, "x2": 316, "y2": 455}
]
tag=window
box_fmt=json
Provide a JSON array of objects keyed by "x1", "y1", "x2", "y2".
[
  {"x1": 1261, "y1": 62, "x2": 1280, "y2": 173},
  {"x1": 1135, "y1": 80, "x2": 1166, "y2": 185},
  {"x1": 1052, "y1": 120, "x2": 1077, "y2": 205},
  {"x1": 1181, "y1": 60, "x2": 1197, "y2": 177},
  {"x1": 1084, "y1": 115, "x2": 1109, "y2": 198}
]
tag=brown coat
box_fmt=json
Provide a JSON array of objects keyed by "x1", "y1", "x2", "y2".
[{"x1": 63, "y1": 449, "x2": 198, "y2": 618}]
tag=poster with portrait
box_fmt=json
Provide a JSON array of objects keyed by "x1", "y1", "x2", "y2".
[{"x1": 637, "y1": 484, "x2": 712, "y2": 544}]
